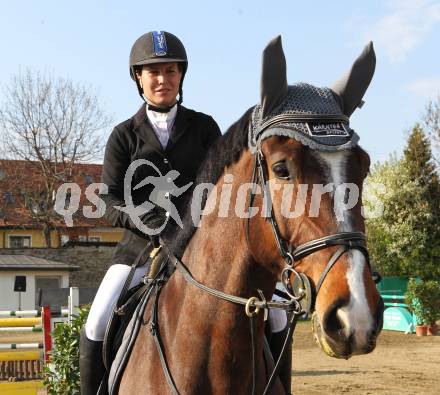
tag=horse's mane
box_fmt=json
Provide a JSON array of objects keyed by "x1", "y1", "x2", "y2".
[{"x1": 163, "y1": 106, "x2": 254, "y2": 257}]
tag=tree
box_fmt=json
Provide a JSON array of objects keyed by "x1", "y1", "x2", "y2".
[
  {"x1": 424, "y1": 95, "x2": 440, "y2": 167},
  {"x1": 364, "y1": 156, "x2": 429, "y2": 276},
  {"x1": 403, "y1": 124, "x2": 440, "y2": 277},
  {"x1": 365, "y1": 125, "x2": 440, "y2": 279},
  {"x1": 0, "y1": 69, "x2": 112, "y2": 246},
  {"x1": 404, "y1": 123, "x2": 439, "y2": 188}
]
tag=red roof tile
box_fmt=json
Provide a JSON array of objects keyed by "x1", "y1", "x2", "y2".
[{"x1": 0, "y1": 159, "x2": 110, "y2": 229}]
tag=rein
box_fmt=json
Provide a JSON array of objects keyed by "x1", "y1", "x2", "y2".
[{"x1": 147, "y1": 246, "x2": 303, "y2": 395}]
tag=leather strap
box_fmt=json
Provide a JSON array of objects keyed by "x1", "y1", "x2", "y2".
[
  {"x1": 147, "y1": 255, "x2": 300, "y2": 395},
  {"x1": 150, "y1": 283, "x2": 180, "y2": 395},
  {"x1": 249, "y1": 314, "x2": 258, "y2": 395},
  {"x1": 167, "y1": 250, "x2": 300, "y2": 313},
  {"x1": 115, "y1": 242, "x2": 153, "y2": 312},
  {"x1": 262, "y1": 313, "x2": 297, "y2": 395},
  {"x1": 315, "y1": 246, "x2": 347, "y2": 294},
  {"x1": 245, "y1": 154, "x2": 259, "y2": 251},
  {"x1": 256, "y1": 150, "x2": 290, "y2": 263},
  {"x1": 291, "y1": 232, "x2": 367, "y2": 262}
]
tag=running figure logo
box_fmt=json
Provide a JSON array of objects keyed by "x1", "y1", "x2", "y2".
[{"x1": 115, "y1": 159, "x2": 192, "y2": 235}]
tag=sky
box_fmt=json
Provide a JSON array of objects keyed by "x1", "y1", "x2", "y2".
[{"x1": 0, "y1": 0, "x2": 439, "y2": 164}]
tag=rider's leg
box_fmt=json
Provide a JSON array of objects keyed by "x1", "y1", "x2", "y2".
[
  {"x1": 85, "y1": 264, "x2": 146, "y2": 341},
  {"x1": 80, "y1": 327, "x2": 106, "y2": 395},
  {"x1": 80, "y1": 264, "x2": 146, "y2": 395},
  {"x1": 268, "y1": 308, "x2": 287, "y2": 335}
]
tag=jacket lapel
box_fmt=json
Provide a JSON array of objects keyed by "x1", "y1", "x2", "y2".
[
  {"x1": 166, "y1": 105, "x2": 192, "y2": 153},
  {"x1": 132, "y1": 105, "x2": 164, "y2": 154}
]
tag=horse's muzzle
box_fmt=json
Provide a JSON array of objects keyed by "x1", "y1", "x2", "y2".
[{"x1": 311, "y1": 297, "x2": 384, "y2": 359}]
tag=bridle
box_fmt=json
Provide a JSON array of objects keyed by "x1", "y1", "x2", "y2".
[
  {"x1": 248, "y1": 145, "x2": 372, "y2": 301},
  {"x1": 237, "y1": 142, "x2": 373, "y2": 394},
  {"x1": 147, "y1": 124, "x2": 376, "y2": 395}
]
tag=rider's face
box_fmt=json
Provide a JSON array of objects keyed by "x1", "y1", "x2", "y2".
[{"x1": 137, "y1": 62, "x2": 182, "y2": 108}]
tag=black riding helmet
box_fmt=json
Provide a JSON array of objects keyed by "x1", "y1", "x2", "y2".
[{"x1": 129, "y1": 31, "x2": 188, "y2": 104}]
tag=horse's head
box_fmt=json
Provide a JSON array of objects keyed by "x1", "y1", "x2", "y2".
[{"x1": 249, "y1": 37, "x2": 383, "y2": 359}]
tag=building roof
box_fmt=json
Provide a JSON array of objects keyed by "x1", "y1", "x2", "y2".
[
  {"x1": 0, "y1": 159, "x2": 110, "y2": 229},
  {"x1": 0, "y1": 255, "x2": 80, "y2": 271}
]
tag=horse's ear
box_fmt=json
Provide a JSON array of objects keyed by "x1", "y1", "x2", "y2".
[
  {"x1": 260, "y1": 35, "x2": 288, "y2": 118},
  {"x1": 330, "y1": 42, "x2": 376, "y2": 117}
]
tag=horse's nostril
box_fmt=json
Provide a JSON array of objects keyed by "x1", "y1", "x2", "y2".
[
  {"x1": 324, "y1": 308, "x2": 343, "y2": 334},
  {"x1": 322, "y1": 299, "x2": 346, "y2": 336}
]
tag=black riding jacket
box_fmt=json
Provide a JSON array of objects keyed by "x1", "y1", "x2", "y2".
[{"x1": 101, "y1": 104, "x2": 221, "y2": 265}]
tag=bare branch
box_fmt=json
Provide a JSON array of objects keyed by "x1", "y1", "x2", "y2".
[{"x1": 0, "y1": 68, "x2": 113, "y2": 246}]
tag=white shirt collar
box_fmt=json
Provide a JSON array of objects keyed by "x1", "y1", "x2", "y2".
[
  {"x1": 145, "y1": 104, "x2": 178, "y2": 149},
  {"x1": 145, "y1": 103, "x2": 178, "y2": 124}
]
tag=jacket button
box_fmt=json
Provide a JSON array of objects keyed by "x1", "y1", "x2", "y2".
[{"x1": 163, "y1": 158, "x2": 169, "y2": 164}]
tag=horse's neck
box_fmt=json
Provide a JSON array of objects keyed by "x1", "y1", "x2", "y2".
[
  {"x1": 155, "y1": 153, "x2": 278, "y2": 391},
  {"x1": 179, "y1": 154, "x2": 277, "y2": 302},
  {"x1": 167, "y1": 186, "x2": 275, "y2": 374},
  {"x1": 182, "y1": 212, "x2": 275, "y2": 301},
  {"x1": 164, "y1": 151, "x2": 279, "y2": 318},
  {"x1": 159, "y1": 224, "x2": 273, "y2": 391}
]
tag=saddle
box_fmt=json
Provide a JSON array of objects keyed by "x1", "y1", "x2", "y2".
[{"x1": 98, "y1": 244, "x2": 171, "y2": 395}]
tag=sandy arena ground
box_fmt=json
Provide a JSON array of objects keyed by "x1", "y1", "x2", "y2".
[{"x1": 291, "y1": 321, "x2": 440, "y2": 395}]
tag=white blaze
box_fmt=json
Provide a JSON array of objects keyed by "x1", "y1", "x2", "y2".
[{"x1": 316, "y1": 151, "x2": 372, "y2": 348}]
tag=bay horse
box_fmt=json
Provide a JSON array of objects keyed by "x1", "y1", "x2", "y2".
[{"x1": 118, "y1": 36, "x2": 384, "y2": 394}]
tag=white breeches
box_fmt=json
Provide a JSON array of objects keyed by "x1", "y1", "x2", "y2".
[
  {"x1": 268, "y1": 293, "x2": 288, "y2": 333},
  {"x1": 85, "y1": 264, "x2": 147, "y2": 341},
  {"x1": 86, "y1": 265, "x2": 288, "y2": 341}
]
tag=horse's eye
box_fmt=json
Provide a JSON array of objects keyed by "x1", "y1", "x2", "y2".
[{"x1": 272, "y1": 161, "x2": 290, "y2": 180}]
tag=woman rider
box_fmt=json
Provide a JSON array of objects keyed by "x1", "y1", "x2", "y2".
[
  {"x1": 80, "y1": 31, "x2": 291, "y2": 395},
  {"x1": 79, "y1": 31, "x2": 221, "y2": 394}
]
